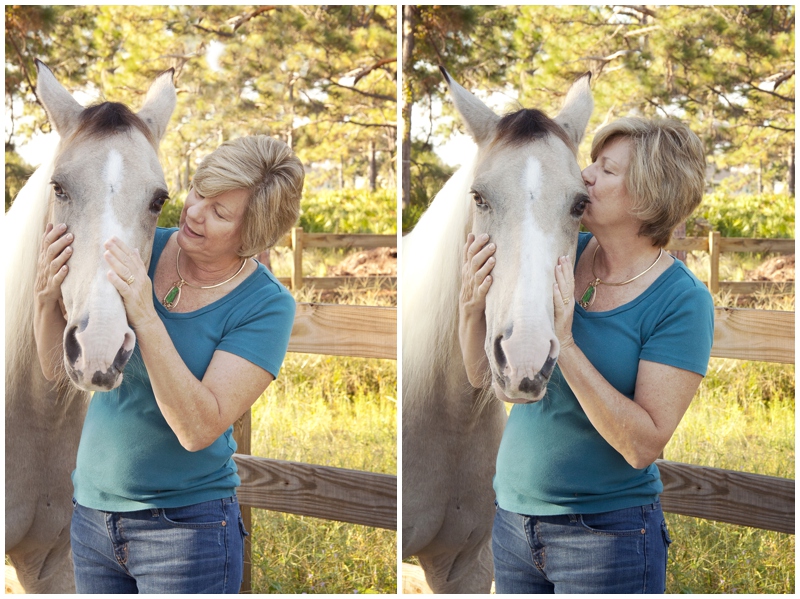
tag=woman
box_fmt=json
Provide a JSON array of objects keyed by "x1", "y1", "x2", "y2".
[
  {"x1": 34, "y1": 135, "x2": 304, "y2": 593},
  {"x1": 460, "y1": 117, "x2": 714, "y2": 593}
]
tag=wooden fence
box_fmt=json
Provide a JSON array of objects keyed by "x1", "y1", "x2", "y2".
[
  {"x1": 272, "y1": 228, "x2": 397, "y2": 290},
  {"x1": 232, "y1": 303, "x2": 397, "y2": 593},
  {"x1": 666, "y1": 232, "x2": 794, "y2": 294}
]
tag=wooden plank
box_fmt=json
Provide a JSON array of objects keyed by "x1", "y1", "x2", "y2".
[
  {"x1": 720, "y1": 281, "x2": 795, "y2": 294},
  {"x1": 233, "y1": 454, "x2": 397, "y2": 530},
  {"x1": 708, "y1": 231, "x2": 721, "y2": 294},
  {"x1": 233, "y1": 411, "x2": 252, "y2": 593},
  {"x1": 289, "y1": 303, "x2": 397, "y2": 360},
  {"x1": 719, "y1": 238, "x2": 795, "y2": 253},
  {"x1": 291, "y1": 227, "x2": 304, "y2": 290},
  {"x1": 666, "y1": 237, "x2": 708, "y2": 252},
  {"x1": 711, "y1": 308, "x2": 794, "y2": 363},
  {"x1": 302, "y1": 233, "x2": 397, "y2": 249},
  {"x1": 276, "y1": 276, "x2": 397, "y2": 290},
  {"x1": 657, "y1": 460, "x2": 794, "y2": 534}
]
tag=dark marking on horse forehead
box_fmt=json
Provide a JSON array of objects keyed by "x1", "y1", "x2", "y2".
[
  {"x1": 73, "y1": 102, "x2": 156, "y2": 148},
  {"x1": 492, "y1": 108, "x2": 575, "y2": 154}
]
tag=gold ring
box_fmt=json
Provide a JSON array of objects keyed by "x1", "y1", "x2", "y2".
[
  {"x1": 125, "y1": 274, "x2": 135, "y2": 286},
  {"x1": 562, "y1": 297, "x2": 570, "y2": 305}
]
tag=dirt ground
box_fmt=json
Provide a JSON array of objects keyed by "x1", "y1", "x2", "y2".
[
  {"x1": 328, "y1": 247, "x2": 397, "y2": 277},
  {"x1": 746, "y1": 253, "x2": 795, "y2": 282}
]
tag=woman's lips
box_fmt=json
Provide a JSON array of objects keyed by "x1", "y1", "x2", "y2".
[{"x1": 183, "y1": 223, "x2": 203, "y2": 238}]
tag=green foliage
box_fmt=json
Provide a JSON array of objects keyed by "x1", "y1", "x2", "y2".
[
  {"x1": 299, "y1": 189, "x2": 396, "y2": 234},
  {"x1": 4, "y1": 148, "x2": 34, "y2": 211},
  {"x1": 404, "y1": 5, "x2": 795, "y2": 221},
  {"x1": 6, "y1": 5, "x2": 396, "y2": 196},
  {"x1": 688, "y1": 192, "x2": 795, "y2": 238}
]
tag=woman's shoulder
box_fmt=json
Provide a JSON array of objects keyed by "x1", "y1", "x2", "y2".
[{"x1": 238, "y1": 264, "x2": 296, "y2": 314}]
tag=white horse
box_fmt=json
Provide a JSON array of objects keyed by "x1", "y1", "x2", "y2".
[
  {"x1": 402, "y1": 68, "x2": 593, "y2": 593},
  {"x1": 5, "y1": 60, "x2": 176, "y2": 593}
]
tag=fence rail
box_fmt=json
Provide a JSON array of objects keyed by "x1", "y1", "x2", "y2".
[
  {"x1": 666, "y1": 232, "x2": 794, "y2": 294},
  {"x1": 273, "y1": 228, "x2": 397, "y2": 290}
]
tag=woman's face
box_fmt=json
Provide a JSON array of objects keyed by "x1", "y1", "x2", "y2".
[
  {"x1": 580, "y1": 136, "x2": 637, "y2": 230},
  {"x1": 177, "y1": 187, "x2": 250, "y2": 259}
]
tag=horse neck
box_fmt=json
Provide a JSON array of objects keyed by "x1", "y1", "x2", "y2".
[{"x1": 402, "y1": 156, "x2": 478, "y2": 412}]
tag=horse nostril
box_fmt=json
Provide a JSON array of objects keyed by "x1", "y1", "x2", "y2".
[
  {"x1": 493, "y1": 335, "x2": 507, "y2": 370},
  {"x1": 65, "y1": 326, "x2": 81, "y2": 366}
]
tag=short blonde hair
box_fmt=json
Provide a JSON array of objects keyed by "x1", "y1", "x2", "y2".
[
  {"x1": 192, "y1": 135, "x2": 305, "y2": 257},
  {"x1": 591, "y1": 117, "x2": 706, "y2": 248}
]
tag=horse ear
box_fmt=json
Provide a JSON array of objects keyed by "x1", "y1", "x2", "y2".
[
  {"x1": 440, "y1": 66, "x2": 499, "y2": 146},
  {"x1": 137, "y1": 69, "x2": 176, "y2": 144},
  {"x1": 553, "y1": 72, "x2": 594, "y2": 151},
  {"x1": 35, "y1": 59, "x2": 84, "y2": 138}
]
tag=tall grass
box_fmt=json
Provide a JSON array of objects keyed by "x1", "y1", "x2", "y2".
[
  {"x1": 247, "y1": 282, "x2": 397, "y2": 594},
  {"x1": 662, "y1": 290, "x2": 794, "y2": 594}
]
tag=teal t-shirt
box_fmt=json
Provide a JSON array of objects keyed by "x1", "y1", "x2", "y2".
[
  {"x1": 72, "y1": 228, "x2": 296, "y2": 512},
  {"x1": 494, "y1": 232, "x2": 714, "y2": 516}
]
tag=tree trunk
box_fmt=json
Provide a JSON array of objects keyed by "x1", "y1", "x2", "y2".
[
  {"x1": 401, "y1": 5, "x2": 416, "y2": 211},
  {"x1": 369, "y1": 139, "x2": 377, "y2": 191},
  {"x1": 789, "y1": 145, "x2": 795, "y2": 197}
]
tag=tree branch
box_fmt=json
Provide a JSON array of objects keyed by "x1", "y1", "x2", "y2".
[
  {"x1": 326, "y1": 81, "x2": 396, "y2": 103},
  {"x1": 228, "y1": 6, "x2": 278, "y2": 31},
  {"x1": 352, "y1": 57, "x2": 397, "y2": 85}
]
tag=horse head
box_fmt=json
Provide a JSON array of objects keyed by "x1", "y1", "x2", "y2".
[
  {"x1": 441, "y1": 67, "x2": 593, "y2": 403},
  {"x1": 35, "y1": 60, "x2": 176, "y2": 391}
]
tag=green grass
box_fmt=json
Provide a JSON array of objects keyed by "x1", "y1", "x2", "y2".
[
  {"x1": 662, "y1": 289, "x2": 794, "y2": 594},
  {"x1": 246, "y1": 278, "x2": 397, "y2": 594}
]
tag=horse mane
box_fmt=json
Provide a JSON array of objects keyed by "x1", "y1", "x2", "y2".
[
  {"x1": 72, "y1": 102, "x2": 156, "y2": 148},
  {"x1": 494, "y1": 108, "x2": 576, "y2": 154},
  {"x1": 4, "y1": 148, "x2": 58, "y2": 395},
  {"x1": 402, "y1": 150, "x2": 477, "y2": 412}
]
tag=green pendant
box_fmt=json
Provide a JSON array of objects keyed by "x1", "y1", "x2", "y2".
[
  {"x1": 579, "y1": 280, "x2": 599, "y2": 309},
  {"x1": 162, "y1": 282, "x2": 183, "y2": 310}
]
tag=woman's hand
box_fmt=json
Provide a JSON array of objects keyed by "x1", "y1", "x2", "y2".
[
  {"x1": 35, "y1": 223, "x2": 72, "y2": 313},
  {"x1": 33, "y1": 223, "x2": 72, "y2": 379},
  {"x1": 553, "y1": 254, "x2": 576, "y2": 351},
  {"x1": 104, "y1": 237, "x2": 158, "y2": 330},
  {"x1": 458, "y1": 233, "x2": 496, "y2": 387},
  {"x1": 460, "y1": 233, "x2": 495, "y2": 314}
]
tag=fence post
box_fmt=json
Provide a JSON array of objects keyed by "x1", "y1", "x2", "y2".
[
  {"x1": 709, "y1": 230, "x2": 721, "y2": 294},
  {"x1": 233, "y1": 410, "x2": 252, "y2": 593},
  {"x1": 291, "y1": 227, "x2": 304, "y2": 290}
]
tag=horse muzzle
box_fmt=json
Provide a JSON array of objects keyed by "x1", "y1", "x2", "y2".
[
  {"x1": 63, "y1": 317, "x2": 136, "y2": 392},
  {"x1": 490, "y1": 334, "x2": 559, "y2": 403}
]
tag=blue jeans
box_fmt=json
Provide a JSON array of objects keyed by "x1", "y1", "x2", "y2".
[
  {"x1": 71, "y1": 496, "x2": 247, "y2": 594},
  {"x1": 492, "y1": 500, "x2": 671, "y2": 594}
]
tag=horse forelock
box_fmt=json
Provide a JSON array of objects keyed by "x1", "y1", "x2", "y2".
[
  {"x1": 493, "y1": 108, "x2": 576, "y2": 154},
  {"x1": 69, "y1": 102, "x2": 156, "y2": 149}
]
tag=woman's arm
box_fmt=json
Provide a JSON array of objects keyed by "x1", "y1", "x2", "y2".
[
  {"x1": 553, "y1": 255, "x2": 703, "y2": 469},
  {"x1": 458, "y1": 233, "x2": 496, "y2": 387},
  {"x1": 33, "y1": 223, "x2": 72, "y2": 380},
  {"x1": 104, "y1": 237, "x2": 275, "y2": 452}
]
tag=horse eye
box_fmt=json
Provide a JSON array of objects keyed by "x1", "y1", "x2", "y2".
[
  {"x1": 471, "y1": 190, "x2": 488, "y2": 209},
  {"x1": 51, "y1": 182, "x2": 68, "y2": 201},
  {"x1": 150, "y1": 194, "x2": 169, "y2": 214},
  {"x1": 571, "y1": 195, "x2": 589, "y2": 217}
]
